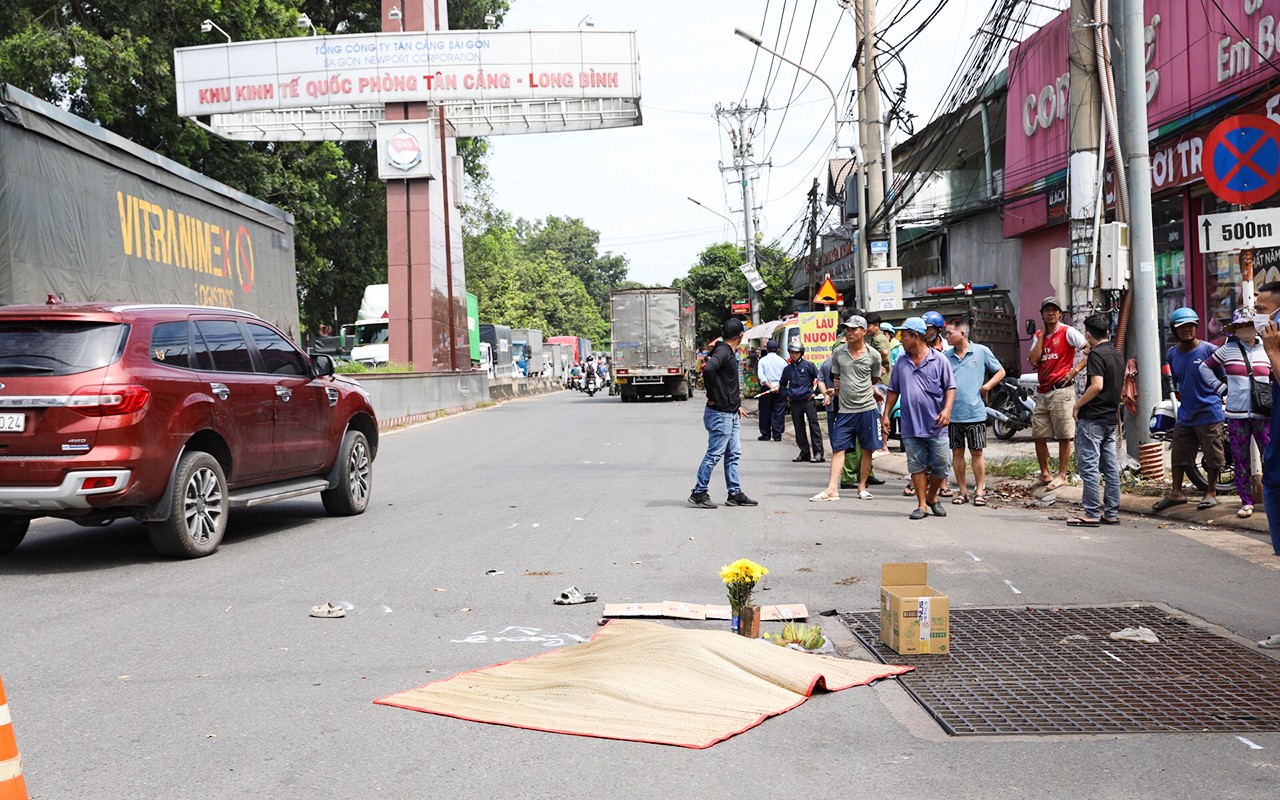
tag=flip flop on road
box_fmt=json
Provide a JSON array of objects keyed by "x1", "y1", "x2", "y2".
[
  {"x1": 553, "y1": 586, "x2": 598, "y2": 605},
  {"x1": 809, "y1": 491, "x2": 840, "y2": 502},
  {"x1": 1066, "y1": 518, "x2": 1101, "y2": 528},
  {"x1": 310, "y1": 602, "x2": 346, "y2": 618},
  {"x1": 1100, "y1": 517, "x2": 1120, "y2": 525},
  {"x1": 1197, "y1": 497, "x2": 1220, "y2": 510},
  {"x1": 1151, "y1": 497, "x2": 1187, "y2": 513}
]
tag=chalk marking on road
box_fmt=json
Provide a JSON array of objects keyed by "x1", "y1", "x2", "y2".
[
  {"x1": 573, "y1": 517, "x2": 584, "y2": 521},
  {"x1": 1237, "y1": 736, "x2": 1264, "y2": 750},
  {"x1": 964, "y1": 551, "x2": 982, "y2": 562},
  {"x1": 507, "y1": 523, "x2": 519, "y2": 529},
  {"x1": 380, "y1": 605, "x2": 393, "y2": 613},
  {"x1": 531, "y1": 523, "x2": 540, "y2": 528},
  {"x1": 1003, "y1": 580, "x2": 1022, "y2": 594},
  {"x1": 451, "y1": 626, "x2": 588, "y2": 648},
  {"x1": 1101, "y1": 650, "x2": 1123, "y2": 663}
]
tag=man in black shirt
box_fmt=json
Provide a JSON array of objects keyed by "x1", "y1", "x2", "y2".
[
  {"x1": 690, "y1": 318, "x2": 759, "y2": 509},
  {"x1": 1067, "y1": 314, "x2": 1124, "y2": 526}
]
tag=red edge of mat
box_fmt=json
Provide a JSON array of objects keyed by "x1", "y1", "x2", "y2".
[{"x1": 372, "y1": 619, "x2": 916, "y2": 749}]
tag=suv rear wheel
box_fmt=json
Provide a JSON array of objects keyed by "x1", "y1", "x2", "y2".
[
  {"x1": 0, "y1": 517, "x2": 30, "y2": 554},
  {"x1": 322, "y1": 429, "x2": 372, "y2": 516},
  {"x1": 147, "y1": 451, "x2": 228, "y2": 558}
]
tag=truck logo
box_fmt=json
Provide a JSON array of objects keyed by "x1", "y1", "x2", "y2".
[{"x1": 386, "y1": 128, "x2": 422, "y2": 171}]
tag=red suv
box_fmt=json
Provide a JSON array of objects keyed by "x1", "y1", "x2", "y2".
[{"x1": 0, "y1": 301, "x2": 378, "y2": 558}]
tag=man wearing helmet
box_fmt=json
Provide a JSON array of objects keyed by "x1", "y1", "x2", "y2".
[
  {"x1": 779, "y1": 337, "x2": 824, "y2": 463},
  {"x1": 923, "y1": 310, "x2": 947, "y2": 352},
  {"x1": 1029, "y1": 297, "x2": 1088, "y2": 488},
  {"x1": 1152, "y1": 307, "x2": 1226, "y2": 513}
]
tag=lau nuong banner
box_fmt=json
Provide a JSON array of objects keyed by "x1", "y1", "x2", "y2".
[{"x1": 1004, "y1": 0, "x2": 1280, "y2": 194}]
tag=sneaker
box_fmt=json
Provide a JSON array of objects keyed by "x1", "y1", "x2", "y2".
[
  {"x1": 688, "y1": 492, "x2": 717, "y2": 509},
  {"x1": 756, "y1": 435, "x2": 771, "y2": 441},
  {"x1": 867, "y1": 475, "x2": 885, "y2": 486},
  {"x1": 929, "y1": 501, "x2": 948, "y2": 517},
  {"x1": 909, "y1": 508, "x2": 928, "y2": 520},
  {"x1": 1260, "y1": 634, "x2": 1280, "y2": 649},
  {"x1": 726, "y1": 492, "x2": 759, "y2": 506}
]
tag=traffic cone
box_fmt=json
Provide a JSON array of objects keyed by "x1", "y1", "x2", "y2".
[{"x1": 0, "y1": 675, "x2": 28, "y2": 800}]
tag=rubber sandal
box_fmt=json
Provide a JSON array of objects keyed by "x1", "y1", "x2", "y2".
[
  {"x1": 810, "y1": 456, "x2": 825, "y2": 463},
  {"x1": 1196, "y1": 497, "x2": 1220, "y2": 510},
  {"x1": 902, "y1": 486, "x2": 916, "y2": 496},
  {"x1": 972, "y1": 494, "x2": 987, "y2": 507},
  {"x1": 809, "y1": 491, "x2": 839, "y2": 502},
  {"x1": 1066, "y1": 518, "x2": 1100, "y2": 527},
  {"x1": 858, "y1": 490, "x2": 874, "y2": 500},
  {"x1": 792, "y1": 455, "x2": 809, "y2": 462},
  {"x1": 1100, "y1": 517, "x2": 1120, "y2": 525},
  {"x1": 1045, "y1": 478, "x2": 1066, "y2": 491},
  {"x1": 1238, "y1": 505, "x2": 1254, "y2": 518},
  {"x1": 553, "y1": 586, "x2": 597, "y2": 605},
  {"x1": 938, "y1": 487, "x2": 954, "y2": 497},
  {"x1": 952, "y1": 493, "x2": 969, "y2": 505},
  {"x1": 1151, "y1": 497, "x2": 1187, "y2": 513},
  {"x1": 310, "y1": 602, "x2": 346, "y2": 618}
]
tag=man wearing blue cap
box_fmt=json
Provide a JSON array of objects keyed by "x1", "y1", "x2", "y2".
[{"x1": 883, "y1": 317, "x2": 956, "y2": 520}]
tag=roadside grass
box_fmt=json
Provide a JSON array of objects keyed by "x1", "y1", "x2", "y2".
[
  {"x1": 985, "y1": 455, "x2": 1076, "y2": 479},
  {"x1": 335, "y1": 361, "x2": 415, "y2": 374}
]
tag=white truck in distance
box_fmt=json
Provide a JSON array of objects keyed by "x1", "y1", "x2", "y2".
[{"x1": 349, "y1": 284, "x2": 390, "y2": 367}]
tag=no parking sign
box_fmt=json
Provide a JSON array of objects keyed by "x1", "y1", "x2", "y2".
[{"x1": 1203, "y1": 114, "x2": 1280, "y2": 205}]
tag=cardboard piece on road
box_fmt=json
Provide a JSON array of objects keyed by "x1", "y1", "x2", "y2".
[
  {"x1": 879, "y1": 562, "x2": 950, "y2": 655},
  {"x1": 602, "y1": 601, "x2": 809, "y2": 621}
]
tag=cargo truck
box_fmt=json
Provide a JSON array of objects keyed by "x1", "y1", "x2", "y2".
[
  {"x1": 610, "y1": 288, "x2": 696, "y2": 402},
  {"x1": 479, "y1": 323, "x2": 514, "y2": 378},
  {"x1": 548, "y1": 335, "x2": 580, "y2": 365},
  {"x1": 0, "y1": 84, "x2": 298, "y2": 334},
  {"x1": 511, "y1": 328, "x2": 544, "y2": 377},
  {"x1": 348, "y1": 284, "x2": 390, "y2": 367},
  {"x1": 466, "y1": 293, "x2": 481, "y2": 368}
]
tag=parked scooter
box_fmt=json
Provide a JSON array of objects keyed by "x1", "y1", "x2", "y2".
[
  {"x1": 986, "y1": 374, "x2": 1036, "y2": 440},
  {"x1": 1148, "y1": 395, "x2": 1236, "y2": 493}
]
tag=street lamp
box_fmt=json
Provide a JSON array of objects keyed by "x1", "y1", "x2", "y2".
[
  {"x1": 388, "y1": 6, "x2": 404, "y2": 32},
  {"x1": 687, "y1": 197, "x2": 741, "y2": 243},
  {"x1": 297, "y1": 13, "x2": 318, "y2": 36},
  {"x1": 200, "y1": 19, "x2": 232, "y2": 43},
  {"x1": 733, "y1": 28, "x2": 841, "y2": 152}
]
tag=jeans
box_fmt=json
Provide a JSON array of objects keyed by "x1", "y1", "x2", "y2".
[
  {"x1": 694, "y1": 407, "x2": 742, "y2": 495},
  {"x1": 790, "y1": 398, "x2": 823, "y2": 459},
  {"x1": 1264, "y1": 484, "x2": 1280, "y2": 556},
  {"x1": 1075, "y1": 417, "x2": 1120, "y2": 521},
  {"x1": 903, "y1": 436, "x2": 950, "y2": 478},
  {"x1": 758, "y1": 393, "x2": 785, "y2": 439}
]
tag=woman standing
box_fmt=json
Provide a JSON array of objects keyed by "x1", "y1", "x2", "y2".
[{"x1": 1200, "y1": 308, "x2": 1272, "y2": 518}]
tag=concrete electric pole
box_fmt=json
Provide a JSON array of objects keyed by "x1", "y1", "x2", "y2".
[
  {"x1": 857, "y1": 0, "x2": 902, "y2": 312},
  {"x1": 716, "y1": 103, "x2": 766, "y2": 325},
  {"x1": 1067, "y1": 0, "x2": 1102, "y2": 313}
]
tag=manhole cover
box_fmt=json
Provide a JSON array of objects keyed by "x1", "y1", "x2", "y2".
[{"x1": 840, "y1": 606, "x2": 1280, "y2": 735}]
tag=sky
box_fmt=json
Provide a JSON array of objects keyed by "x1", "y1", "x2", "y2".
[{"x1": 482, "y1": 0, "x2": 1056, "y2": 287}]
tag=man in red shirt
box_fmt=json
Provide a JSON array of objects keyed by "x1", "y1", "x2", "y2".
[{"x1": 1029, "y1": 297, "x2": 1087, "y2": 488}]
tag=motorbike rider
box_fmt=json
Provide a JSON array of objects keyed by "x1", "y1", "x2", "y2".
[
  {"x1": 923, "y1": 311, "x2": 946, "y2": 352},
  {"x1": 1153, "y1": 307, "x2": 1226, "y2": 512}
]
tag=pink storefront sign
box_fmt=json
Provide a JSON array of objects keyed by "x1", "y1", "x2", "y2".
[{"x1": 1004, "y1": 0, "x2": 1280, "y2": 204}]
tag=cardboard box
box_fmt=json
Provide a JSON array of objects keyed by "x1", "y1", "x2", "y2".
[{"x1": 879, "y1": 562, "x2": 950, "y2": 655}]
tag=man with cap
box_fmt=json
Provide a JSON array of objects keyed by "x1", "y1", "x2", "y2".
[
  {"x1": 812, "y1": 314, "x2": 881, "y2": 501},
  {"x1": 1153, "y1": 307, "x2": 1225, "y2": 513},
  {"x1": 779, "y1": 337, "x2": 824, "y2": 463},
  {"x1": 755, "y1": 339, "x2": 788, "y2": 441},
  {"x1": 689, "y1": 318, "x2": 759, "y2": 509},
  {"x1": 883, "y1": 317, "x2": 956, "y2": 519},
  {"x1": 1029, "y1": 296, "x2": 1088, "y2": 489}
]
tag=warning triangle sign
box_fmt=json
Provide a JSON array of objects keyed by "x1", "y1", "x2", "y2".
[{"x1": 814, "y1": 277, "x2": 840, "y2": 304}]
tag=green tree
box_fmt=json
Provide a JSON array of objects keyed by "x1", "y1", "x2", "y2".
[
  {"x1": 519, "y1": 216, "x2": 629, "y2": 314},
  {"x1": 673, "y1": 242, "x2": 793, "y2": 343}
]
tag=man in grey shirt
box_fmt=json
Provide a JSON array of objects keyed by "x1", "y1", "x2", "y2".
[{"x1": 812, "y1": 315, "x2": 882, "y2": 501}]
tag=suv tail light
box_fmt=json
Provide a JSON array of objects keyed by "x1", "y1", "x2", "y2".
[{"x1": 68, "y1": 385, "x2": 152, "y2": 417}]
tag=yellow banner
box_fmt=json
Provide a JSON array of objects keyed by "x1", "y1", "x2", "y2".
[{"x1": 798, "y1": 311, "x2": 840, "y2": 365}]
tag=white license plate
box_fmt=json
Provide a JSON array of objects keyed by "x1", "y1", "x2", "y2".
[{"x1": 0, "y1": 413, "x2": 25, "y2": 432}]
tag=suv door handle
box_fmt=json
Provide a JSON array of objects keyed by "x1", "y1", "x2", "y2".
[
  {"x1": 275, "y1": 385, "x2": 293, "y2": 402},
  {"x1": 210, "y1": 382, "x2": 230, "y2": 400}
]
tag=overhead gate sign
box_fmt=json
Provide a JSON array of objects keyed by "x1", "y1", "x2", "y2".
[{"x1": 175, "y1": 30, "x2": 640, "y2": 116}]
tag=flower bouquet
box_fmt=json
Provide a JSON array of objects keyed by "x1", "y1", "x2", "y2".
[{"x1": 719, "y1": 558, "x2": 768, "y2": 636}]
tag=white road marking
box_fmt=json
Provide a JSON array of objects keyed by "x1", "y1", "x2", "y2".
[
  {"x1": 339, "y1": 601, "x2": 355, "y2": 610},
  {"x1": 573, "y1": 517, "x2": 584, "y2": 521},
  {"x1": 1237, "y1": 736, "x2": 1264, "y2": 750},
  {"x1": 531, "y1": 523, "x2": 540, "y2": 528},
  {"x1": 507, "y1": 523, "x2": 519, "y2": 529},
  {"x1": 380, "y1": 605, "x2": 393, "y2": 613},
  {"x1": 1003, "y1": 580, "x2": 1022, "y2": 594},
  {"x1": 1101, "y1": 650, "x2": 1123, "y2": 663},
  {"x1": 965, "y1": 551, "x2": 982, "y2": 562}
]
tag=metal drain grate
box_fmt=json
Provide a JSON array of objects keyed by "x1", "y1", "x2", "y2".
[{"x1": 840, "y1": 606, "x2": 1280, "y2": 736}]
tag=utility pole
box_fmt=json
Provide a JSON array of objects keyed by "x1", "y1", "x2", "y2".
[
  {"x1": 856, "y1": 0, "x2": 902, "y2": 312},
  {"x1": 1119, "y1": 0, "x2": 1160, "y2": 450},
  {"x1": 717, "y1": 103, "x2": 765, "y2": 325},
  {"x1": 1067, "y1": 0, "x2": 1101, "y2": 314},
  {"x1": 807, "y1": 179, "x2": 820, "y2": 309}
]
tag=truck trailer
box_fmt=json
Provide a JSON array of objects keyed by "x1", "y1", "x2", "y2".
[
  {"x1": 0, "y1": 84, "x2": 298, "y2": 334},
  {"x1": 479, "y1": 323, "x2": 514, "y2": 378},
  {"x1": 510, "y1": 328, "x2": 544, "y2": 377},
  {"x1": 610, "y1": 288, "x2": 696, "y2": 402}
]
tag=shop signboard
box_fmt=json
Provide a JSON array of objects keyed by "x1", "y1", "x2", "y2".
[
  {"x1": 1198, "y1": 208, "x2": 1280, "y2": 253},
  {"x1": 730, "y1": 299, "x2": 751, "y2": 315}
]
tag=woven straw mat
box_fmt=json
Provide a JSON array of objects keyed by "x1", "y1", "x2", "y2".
[{"x1": 375, "y1": 618, "x2": 913, "y2": 748}]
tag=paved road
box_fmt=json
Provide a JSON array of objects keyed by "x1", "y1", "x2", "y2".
[{"x1": 1, "y1": 390, "x2": 1277, "y2": 799}]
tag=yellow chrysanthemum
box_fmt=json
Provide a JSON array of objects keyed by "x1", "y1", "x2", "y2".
[{"x1": 719, "y1": 558, "x2": 768, "y2": 585}]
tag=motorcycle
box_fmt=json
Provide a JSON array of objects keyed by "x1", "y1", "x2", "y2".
[
  {"x1": 1148, "y1": 396, "x2": 1236, "y2": 493},
  {"x1": 985, "y1": 374, "x2": 1036, "y2": 440},
  {"x1": 576, "y1": 370, "x2": 600, "y2": 397}
]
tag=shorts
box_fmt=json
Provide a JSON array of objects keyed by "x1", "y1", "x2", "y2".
[
  {"x1": 904, "y1": 436, "x2": 951, "y2": 478},
  {"x1": 949, "y1": 421, "x2": 988, "y2": 451},
  {"x1": 1170, "y1": 422, "x2": 1225, "y2": 470},
  {"x1": 830, "y1": 409, "x2": 882, "y2": 453},
  {"x1": 1032, "y1": 387, "x2": 1076, "y2": 441}
]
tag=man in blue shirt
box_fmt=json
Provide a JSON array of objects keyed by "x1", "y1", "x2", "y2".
[
  {"x1": 944, "y1": 319, "x2": 1006, "y2": 506},
  {"x1": 755, "y1": 339, "x2": 788, "y2": 441},
  {"x1": 882, "y1": 317, "x2": 956, "y2": 520},
  {"x1": 1153, "y1": 307, "x2": 1225, "y2": 513},
  {"x1": 779, "y1": 338, "x2": 824, "y2": 462}
]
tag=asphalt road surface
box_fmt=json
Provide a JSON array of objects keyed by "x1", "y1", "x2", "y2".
[{"x1": 1, "y1": 390, "x2": 1277, "y2": 799}]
